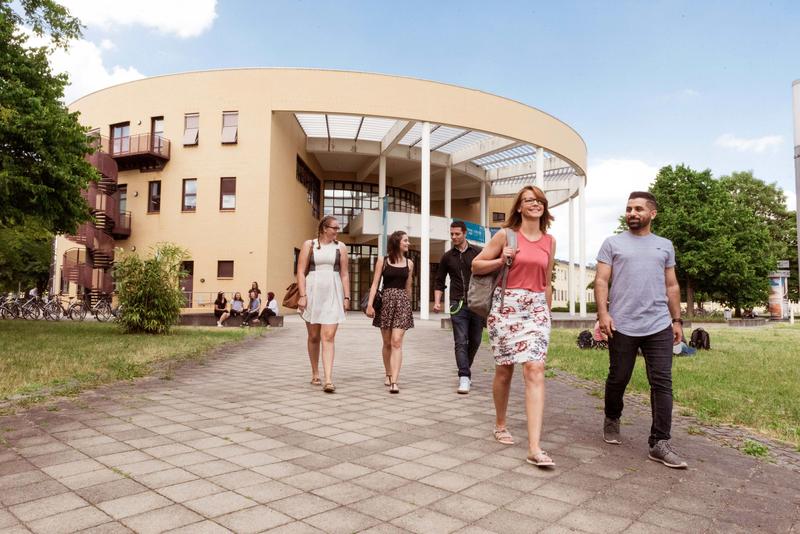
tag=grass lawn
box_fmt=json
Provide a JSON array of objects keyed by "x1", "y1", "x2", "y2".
[
  {"x1": 0, "y1": 321, "x2": 262, "y2": 402},
  {"x1": 545, "y1": 324, "x2": 800, "y2": 447}
]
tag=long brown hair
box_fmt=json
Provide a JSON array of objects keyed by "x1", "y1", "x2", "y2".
[
  {"x1": 316, "y1": 215, "x2": 339, "y2": 249},
  {"x1": 386, "y1": 231, "x2": 407, "y2": 264},
  {"x1": 503, "y1": 185, "x2": 553, "y2": 233}
]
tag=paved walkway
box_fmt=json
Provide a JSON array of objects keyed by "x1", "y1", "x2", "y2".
[{"x1": 1, "y1": 316, "x2": 798, "y2": 533}]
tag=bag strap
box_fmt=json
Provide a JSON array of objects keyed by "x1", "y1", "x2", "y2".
[{"x1": 498, "y1": 229, "x2": 516, "y2": 310}]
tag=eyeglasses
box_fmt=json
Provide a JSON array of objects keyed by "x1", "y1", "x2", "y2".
[
  {"x1": 325, "y1": 225, "x2": 341, "y2": 231},
  {"x1": 521, "y1": 198, "x2": 545, "y2": 206}
]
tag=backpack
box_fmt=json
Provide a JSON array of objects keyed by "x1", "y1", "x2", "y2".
[
  {"x1": 467, "y1": 229, "x2": 517, "y2": 318},
  {"x1": 689, "y1": 328, "x2": 711, "y2": 350},
  {"x1": 576, "y1": 330, "x2": 594, "y2": 349}
]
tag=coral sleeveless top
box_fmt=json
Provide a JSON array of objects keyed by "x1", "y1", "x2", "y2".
[{"x1": 505, "y1": 231, "x2": 552, "y2": 292}]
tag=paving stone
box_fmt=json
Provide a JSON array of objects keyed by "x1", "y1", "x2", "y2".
[
  {"x1": 352, "y1": 471, "x2": 408, "y2": 491},
  {"x1": 164, "y1": 519, "x2": 232, "y2": 533},
  {"x1": 476, "y1": 508, "x2": 549, "y2": 534},
  {"x1": 281, "y1": 471, "x2": 340, "y2": 491},
  {"x1": 135, "y1": 467, "x2": 198, "y2": 489},
  {"x1": 27, "y1": 506, "x2": 111, "y2": 534},
  {"x1": 460, "y1": 480, "x2": 524, "y2": 506},
  {"x1": 76, "y1": 521, "x2": 135, "y2": 533},
  {"x1": 120, "y1": 504, "x2": 202, "y2": 534},
  {"x1": 0, "y1": 478, "x2": 68, "y2": 506},
  {"x1": 558, "y1": 509, "x2": 633, "y2": 533},
  {"x1": 392, "y1": 507, "x2": 466, "y2": 534},
  {"x1": 349, "y1": 495, "x2": 418, "y2": 521},
  {"x1": 75, "y1": 478, "x2": 148, "y2": 505},
  {"x1": 156, "y1": 479, "x2": 225, "y2": 502},
  {"x1": 233, "y1": 479, "x2": 303, "y2": 503},
  {"x1": 532, "y1": 481, "x2": 596, "y2": 505},
  {"x1": 318, "y1": 461, "x2": 373, "y2": 480},
  {"x1": 428, "y1": 493, "x2": 498, "y2": 522},
  {"x1": 382, "y1": 461, "x2": 440, "y2": 480},
  {"x1": 184, "y1": 490, "x2": 257, "y2": 517},
  {"x1": 311, "y1": 481, "x2": 376, "y2": 505},
  {"x1": 10, "y1": 491, "x2": 88, "y2": 521},
  {"x1": 41, "y1": 459, "x2": 105, "y2": 479},
  {"x1": 268, "y1": 493, "x2": 338, "y2": 519},
  {"x1": 303, "y1": 506, "x2": 381, "y2": 533},
  {"x1": 97, "y1": 491, "x2": 173, "y2": 519}
]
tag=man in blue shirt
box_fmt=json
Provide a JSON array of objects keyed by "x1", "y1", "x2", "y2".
[{"x1": 595, "y1": 191, "x2": 687, "y2": 468}]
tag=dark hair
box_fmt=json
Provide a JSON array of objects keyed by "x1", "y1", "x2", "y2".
[
  {"x1": 267, "y1": 291, "x2": 275, "y2": 301},
  {"x1": 628, "y1": 191, "x2": 658, "y2": 210},
  {"x1": 504, "y1": 185, "x2": 553, "y2": 233},
  {"x1": 233, "y1": 292, "x2": 243, "y2": 301},
  {"x1": 316, "y1": 215, "x2": 340, "y2": 249},
  {"x1": 450, "y1": 220, "x2": 467, "y2": 233},
  {"x1": 215, "y1": 292, "x2": 226, "y2": 305},
  {"x1": 387, "y1": 230, "x2": 407, "y2": 264},
  {"x1": 251, "y1": 281, "x2": 259, "y2": 290}
]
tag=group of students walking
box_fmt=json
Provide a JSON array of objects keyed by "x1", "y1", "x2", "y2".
[{"x1": 294, "y1": 186, "x2": 688, "y2": 469}]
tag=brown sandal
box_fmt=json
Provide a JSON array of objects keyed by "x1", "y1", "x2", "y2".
[
  {"x1": 389, "y1": 382, "x2": 399, "y2": 394},
  {"x1": 384, "y1": 374, "x2": 391, "y2": 387},
  {"x1": 526, "y1": 450, "x2": 555, "y2": 467},
  {"x1": 323, "y1": 383, "x2": 336, "y2": 393},
  {"x1": 310, "y1": 377, "x2": 322, "y2": 386},
  {"x1": 493, "y1": 427, "x2": 514, "y2": 445}
]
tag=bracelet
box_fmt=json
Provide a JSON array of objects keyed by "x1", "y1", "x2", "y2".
[
  {"x1": 344, "y1": 297, "x2": 350, "y2": 300},
  {"x1": 299, "y1": 295, "x2": 306, "y2": 298},
  {"x1": 672, "y1": 317, "x2": 683, "y2": 324}
]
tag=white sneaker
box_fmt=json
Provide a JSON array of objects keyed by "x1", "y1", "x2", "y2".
[{"x1": 457, "y1": 377, "x2": 471, "y2": 394}]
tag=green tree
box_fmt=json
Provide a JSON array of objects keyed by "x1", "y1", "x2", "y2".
[
  {"x1": 719, "y1": 171, "x2": 797, "y2": 302},
  {"x1": 649, "y1": 165, "x2": 732, "y2": 317},
  {"x1": 0, "y1": 0, "x2": 97, "y2": 234},
  {"x1": 114, "y1": 244, "x2": 188, "y2": 334},
  {"x1": 0, "y1": 222, "x2": 52, "y2": 292}
]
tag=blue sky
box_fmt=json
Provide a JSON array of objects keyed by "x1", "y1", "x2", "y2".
[{"x1": 46, "y1": 0, "x2": 800, "y2": 257}]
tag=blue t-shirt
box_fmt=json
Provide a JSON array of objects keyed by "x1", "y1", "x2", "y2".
[
  {"x1": 596, "y1": 231, "x2": 675, "y2": 336},
  {"x1": 248, "y1": 298, "x2": 261, "y2": 312}
]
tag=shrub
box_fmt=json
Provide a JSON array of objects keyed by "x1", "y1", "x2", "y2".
[{"x1": 113, "y1": 243, "x2": 187, "y2": 334}]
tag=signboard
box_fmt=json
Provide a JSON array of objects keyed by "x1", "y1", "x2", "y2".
[
  {"x1": 777, "y1": 260, "x2": 790, "y2": 269},
  {"x1": 770, "y1": 270, "x2": 792, "y2": 277},
  {"x1": 454, "y1": 219, "x2": 488, "y2": 244}
]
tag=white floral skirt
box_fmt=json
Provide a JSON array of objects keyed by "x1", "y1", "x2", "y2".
[{"x1": 487, "y1": 288, "x2": 550, "y2": 365}]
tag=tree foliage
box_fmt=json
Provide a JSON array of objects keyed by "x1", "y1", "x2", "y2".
[
  {"x1": 0, "y1": 0, "x2": 97, "y2": 234},
  {"x1": 0, "y1": 221, "x2": 52, "y2": 292},
  {"x1": 649, "y1": 165, "x2": 775, "y2": 315},
  {"x1": 113, "y1": 244, "x2": 188, "y2": 334}
]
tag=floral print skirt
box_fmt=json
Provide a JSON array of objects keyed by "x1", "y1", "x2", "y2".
[{"x1": 487, "y1": 288, "x2": 550, "y2": 366}]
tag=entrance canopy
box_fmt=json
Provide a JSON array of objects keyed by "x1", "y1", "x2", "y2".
[{"x1": 294, "y1": 112, "x2": 583, "y2": 207}]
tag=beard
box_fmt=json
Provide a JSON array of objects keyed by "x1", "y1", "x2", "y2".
[{"x1": 626, "y1": 216, "x2": 648, "y2": 230}]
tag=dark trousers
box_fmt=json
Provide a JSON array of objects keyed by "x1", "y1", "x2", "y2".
[
  {"x1": 242, "y1": 310, "x2": 259, "y2": 324},
  {"x1": 450, "y1": 303, "x2": 484, "y2": 378},
  {"x1": 604, "y1": 326, "x2": 674, "y2": 446},
  {"x1": 259, "y1": 308, "x2": 276, "y2": 322}
]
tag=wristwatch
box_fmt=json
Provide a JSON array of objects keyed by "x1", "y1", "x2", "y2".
[{"x1": 672, "y1": 317, "x2": 683, "y2": 324}]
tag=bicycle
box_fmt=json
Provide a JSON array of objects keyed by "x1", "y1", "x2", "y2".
[
  {"x1": 43, "y1": 295, "x2": 67, "y2": 321},
  {"x1": 68, "y1": 295, "x2": 114, "y2": 322},
  {"x1": 67, "y1": 297, "x2": 88, "y2": 321}
]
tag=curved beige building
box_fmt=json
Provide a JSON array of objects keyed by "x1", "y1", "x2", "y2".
[{"x1": 55, "y1": 68, "x2": 590, "y2": 317}]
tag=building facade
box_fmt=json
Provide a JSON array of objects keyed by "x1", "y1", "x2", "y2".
[{"x1": 55, "y1": 69, "x2": 591, "y2": 316}]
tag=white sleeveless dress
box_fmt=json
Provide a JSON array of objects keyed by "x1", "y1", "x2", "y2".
[{"x1": 302, "y1": 240, "x2": 346, "y2": 325}]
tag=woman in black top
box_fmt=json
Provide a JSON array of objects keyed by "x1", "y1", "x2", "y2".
[
  {"x1": 366, "y1": 230, "x2": 414, "y2": 393},
  {"x1": 214, "y1": 292, "x2": 228, "y2": 327}
]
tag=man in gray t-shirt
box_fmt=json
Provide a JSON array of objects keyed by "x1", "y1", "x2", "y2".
[{"x1": 594, "y1": 192, "x2": 687, "y2": 469}]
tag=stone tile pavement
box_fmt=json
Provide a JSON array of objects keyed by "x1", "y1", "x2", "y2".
[{"x1": 1, "y1": 315, "x2": 799, "y2": 533}]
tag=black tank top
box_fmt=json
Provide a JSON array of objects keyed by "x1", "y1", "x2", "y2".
[{"x1": 382, "y1": 258, "x2": 409, "y2": 289}]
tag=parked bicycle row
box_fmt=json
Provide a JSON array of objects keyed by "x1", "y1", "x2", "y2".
[{"x1": 0, "y1": 293, "x2": 120, "y2": 322}]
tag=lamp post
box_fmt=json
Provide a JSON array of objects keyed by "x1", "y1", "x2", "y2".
[{"x1": 793, "y1": 80, "x2": 800, "y2": 310}]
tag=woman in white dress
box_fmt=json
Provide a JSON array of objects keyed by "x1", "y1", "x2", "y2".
[{"x1": 296, "y1": 216, "x2": 350, "y2": 393}]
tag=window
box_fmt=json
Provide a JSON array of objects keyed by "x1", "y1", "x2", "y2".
[
  {"x1": 492, "y1": 211, "x2": 505, "y2": 222},
  {"x1": 221, "y1": 111, "x2": 238, "y2": 144},
  {"x1": 182, "y1": 179, "x2": 197, "y2": 212},
  {"x1": 323, "y1": 180, "x2": 419, "y2": 232},
  {"x1": 151, "y1": 116, "x2": 165, "y2": 154},
  {"x1": 296, "y1": 157, "x2": 321, "y2": 217},
  {"x1": 117, "y1": 184, "x2": 127, "y2": 213},
  {"x1": 147, "y1": 181, "x2": 161, "y2": 213},
  {"x1": 183, "y1": 113, "x2": 199, "y2": 145},
  {"x1": 217, "y1": 260, "x2": 234, "y2": 278},
  {"x1": 110, "y1": 122, "x2": 130, "y2": 155},
  {"x1": 220, "y1": 177, "x2": 236, "y2": 210}
]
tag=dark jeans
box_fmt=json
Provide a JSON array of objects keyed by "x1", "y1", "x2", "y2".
[
  {"x1": 604, "y1": 326, "x2": 674, "y2": 446},
  {"x1": 450, "y1": 303, "x2": 484, "y2": 378},
  {"x1": 242, "y1": 310, "x2": 259, "y2": 324}
]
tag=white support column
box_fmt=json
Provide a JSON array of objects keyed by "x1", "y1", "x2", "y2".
[
  {"x1": 479, "y1": 181, "x2": 487, "y2": 227},
  {"x1": 378, "y1": 155, "x2": 387, "y2": 258},
  {"x1": 535, "y1": 147, "x2": 545, "y2": 190},
  {"x1": 579, "y1": 179, "x2": 587, "y2": 317},
  {"x1": 444, "y1": 166, "x2": 452, "y2": 307},
  {"x1": 792, "y1": 80, "x2": 800, "y2": 299},
  {"x1": 421, "y1": 122, "x2": 431, "y2": 320},
  {"x1": 568, "y1": 196, "x2": 575, "y2": 316}
]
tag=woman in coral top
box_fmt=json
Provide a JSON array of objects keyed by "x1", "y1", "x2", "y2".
[{"x1": 472, "y1": 185, "x2": 556, "y2": 467}]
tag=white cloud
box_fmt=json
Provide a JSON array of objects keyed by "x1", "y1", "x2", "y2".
[
  {"x1": 61, "y1": 0, "x2": 218, "y2": 39},
  {"x1": 714, "y1": 133, "x2": 783, "y2": 154},
  {"x1": 99, "y1": 39, "x2": 115, "y2": 50},
  {"x1": 681, "y1": 88, "x2": 699, "y2": 97},
  {"x1": 550, "y1": 159, "x2": 660, "y2": 263},
  {"x1": 24, "y1": 29, "x2": 144, "y2": 102}
]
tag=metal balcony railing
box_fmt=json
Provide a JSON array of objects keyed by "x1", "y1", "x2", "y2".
[{"x1": 94, "y1": 133, "x2": 170, "y2": 171}]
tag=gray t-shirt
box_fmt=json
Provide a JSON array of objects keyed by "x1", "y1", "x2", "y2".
[{"x1": 596, "y1": 231, "x2": 675, "y2": 337}]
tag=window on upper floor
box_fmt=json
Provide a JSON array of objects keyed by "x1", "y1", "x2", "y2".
[
  {"x1": 182, "y1": 179, "x2": 197, "y2": 212},
  {"x1": 220, "y1": 177, "x2": 236, "y2": 211},
  {"x1": 148, "y1": 181, "x2": 161, "y2": 213},
  {"x1": 183, "y1": 113, "x2": 199, "y2": 145},
  {"x1": 217, "y1": 260, "x2": 234, "y2": 278},
  {"x1": 492, "y1": 211, "x2": 505, "y2": 222},
  {"x1": 221, "y1": 111, "x2": 238, "y2": 144}
]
